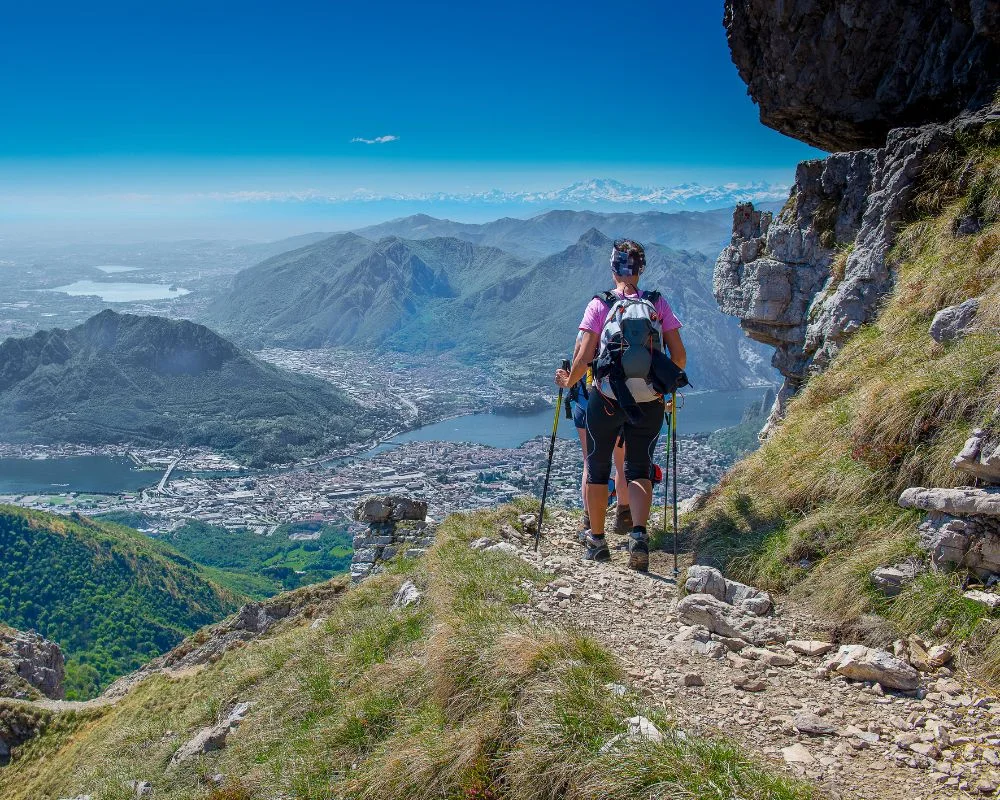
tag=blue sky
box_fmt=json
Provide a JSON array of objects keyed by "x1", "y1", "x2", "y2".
[{"x1": 0, "y1": 0, "x2": 822, "y2": 237}]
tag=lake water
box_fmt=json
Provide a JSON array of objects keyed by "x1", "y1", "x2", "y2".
[
  {"x1": 0, "y1": 387, "x2": 772, "y2": 495},
  {"x1": 0, "y1": 456, "x2": 158, "y2": 495},
  {"x1": 49, "y1": 280, "x2": 191, "y2": 302},
  {"x1": 364, "y1": 386, "x2": 770, "y2": 456}
]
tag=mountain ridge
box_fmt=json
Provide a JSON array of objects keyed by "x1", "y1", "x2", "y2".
[{"x1": 0, "y1": 310, "x2": 391, "y2": 465}]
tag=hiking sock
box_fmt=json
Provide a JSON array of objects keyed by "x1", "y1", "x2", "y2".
[
  {"x1": 583, "y1": 531, "x2": 611, "y2": 562},
  {"x1": 613, "y1": 504, "x2": 633, "y2": 535},
  {"x1": 628, "y1": 525, "x2": 649, "y2": 572},
  {"x1": 578, "y1": 512, "x2": 592, "y2": 544}
]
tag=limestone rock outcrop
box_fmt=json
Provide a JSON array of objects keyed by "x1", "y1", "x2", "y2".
[
  {"x1": 0, "y1": 627, "x2": 64, "y2": 700},
  {"x1": 715, "y1": 109, "x2": 995, "y2": 434},
  {"x1": 351, "y1": 495, "x2": 435, "y2": 581},
  {"x1": 725, "y1": 0, "x2": 1000, "y2": 152}
]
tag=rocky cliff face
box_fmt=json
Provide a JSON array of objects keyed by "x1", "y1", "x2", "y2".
[
  {"x1": 725, "y1": 0, "x2": 1000, "y2": 152},
  {"x1": 0, "y1": 627, "x2": 64, "y2": 700},
  {"x1": 717, "y1": 0, "x2": 1000, "y2": 433}
]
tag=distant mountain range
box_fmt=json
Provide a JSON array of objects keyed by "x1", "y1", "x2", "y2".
[
  {"x1": 209, "y1": 229, "x2": 775, "y2": 390},
  {"x1": 0, "y1": 311, "x2": 394, "y2": 465},
  {"x1": 353, "y1": 207, "x2": 744, "y2": 259},
  {"x1": 210, "y1": 177, "x2": 789, "y2": 215}
]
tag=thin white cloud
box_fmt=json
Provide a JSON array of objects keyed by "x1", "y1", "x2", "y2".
[{"x1": 350, "y1": 135, "x2": 400, "y2": 144}]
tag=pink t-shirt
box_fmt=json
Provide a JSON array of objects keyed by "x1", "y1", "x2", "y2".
[{"x1": 579, "y1": 289, "x2": 682, "y2": 337}]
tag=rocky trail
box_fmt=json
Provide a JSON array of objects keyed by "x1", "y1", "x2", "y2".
[{"x1": 491, "y1": 511, "x2": 1000, "y2": 800}]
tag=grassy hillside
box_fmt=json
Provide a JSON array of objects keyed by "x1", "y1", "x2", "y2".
[
  {"x1": 0, "y1": 504, "x2": 811, "y2": 800},
  {"x1": 685, "y1": 116, "x2": 1000, "y2": 680},
  {"x1": 0, "y1": 506, "x2": 242, "y2": 699}
]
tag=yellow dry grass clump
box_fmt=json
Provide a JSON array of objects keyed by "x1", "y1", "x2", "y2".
[
  {"x1": 686, "y1": 117, "x2": 1000, "y2": 681},
  {"x1": 0, "y1": 503, "x2": 812, "y2": 800}
]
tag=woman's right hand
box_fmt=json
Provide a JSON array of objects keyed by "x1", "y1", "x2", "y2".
[{"x1": 555, "y1": 369, "x2": 571, "y2": 389}]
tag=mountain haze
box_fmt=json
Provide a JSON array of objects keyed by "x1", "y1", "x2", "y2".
[{"x1": 210, "y1": 230, "x2": 774, "y2": 390}]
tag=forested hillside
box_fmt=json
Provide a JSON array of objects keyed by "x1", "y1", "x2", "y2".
[{"x1": 0, "y1": 506, "x2": 241, "y2": 698}]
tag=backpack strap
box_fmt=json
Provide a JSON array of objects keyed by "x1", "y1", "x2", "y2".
[
  {"x1": 642, "y1": 290, "x2": 661, "y2": 304},
  {"x1": 592, "y1": 290, "x2": 618, "y2": 306}
]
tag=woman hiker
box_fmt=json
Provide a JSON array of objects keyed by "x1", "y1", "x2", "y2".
[
  {"x1": 567, "y1": 332, "x2": 630, "y2": 540},
  {"x1": 555, "y1": 238, "x2": 686, "y2": 571}
]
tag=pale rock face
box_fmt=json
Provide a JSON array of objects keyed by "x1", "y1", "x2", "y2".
[
  {"x1": 683, "y1": 565, "x2": 773, "y2": 616},
  {"x1": 714, "y1": 110, "x2": 991, "y2": 435},
  {"x1": 930, "y1": 297, "x2": 981, "y2": 343},
  {"x1": 0, "y1": 628, "x2": 65, "y2": 700},
  {"x1": 952, "y1": 428, "x2": 1000, "y2": 484},
  {"x1": 823, "y1": 644, "x2": 920, "y2": 691},
  {"x1": 675, "y1": 593, "x2": 786, "y2": 645},
  {"x1": 392, "y1": 580, "x2": 422, "y2": 608}
]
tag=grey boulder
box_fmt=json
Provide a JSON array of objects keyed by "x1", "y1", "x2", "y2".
[{"x1": 929, "y1": 298, "x2": 980, "y2": 343}]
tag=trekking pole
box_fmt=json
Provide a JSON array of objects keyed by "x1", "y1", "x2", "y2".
[
  {"x1": 536, "y1": 358, "x2": 571, "y2": 551},
  {"x1": 671, "y1": 390, "x2": 679, "y2": 578},
  {"x1": 662, "y1": 405, "x2": 672, "y2": 574}
]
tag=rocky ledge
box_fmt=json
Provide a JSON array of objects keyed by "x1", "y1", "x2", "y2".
[
  {"x1": 725, "y1": 0, "x2": 1000, "y2": 151},
  {"x1": 351, "y1": 495, "x2": 435, "y2": 582},
  {"x1": 0, "y1": 627, "x2": 64, "y2": 701}
]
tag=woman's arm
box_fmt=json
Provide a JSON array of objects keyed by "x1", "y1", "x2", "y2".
[
  {"x1": 663, "y1": 328, "x2": 687, "y2": 368},
  {"x1": 555, "y1": 330, "x2": 599, "y2": 388}
]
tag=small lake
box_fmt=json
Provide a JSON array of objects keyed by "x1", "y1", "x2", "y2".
[
  {"x1": 49, "y1": 280, "x2": 191, "y2": 302},
  {"x1": 0, "y1": 456, "x2": 158, "y2": 495}
]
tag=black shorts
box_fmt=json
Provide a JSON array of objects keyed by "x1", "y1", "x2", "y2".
[{"x1": 584, "y1": 390, "x2": 664, "y2": 485}]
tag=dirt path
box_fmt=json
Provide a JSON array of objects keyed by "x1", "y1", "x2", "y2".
[{"x1": 513, "y1": 512, "x2": 1000, "y2": 800}]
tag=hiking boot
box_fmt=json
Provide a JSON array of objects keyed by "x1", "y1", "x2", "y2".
[
  {"x1": 628, "y1": 528, "x2": 649, "y2": 572},
  {"x1": 613, "y1": 505, "x2": 633, "y2": 536},
  {"x1": 583, "y1": 532, "x2": 611, "y2": 562}
]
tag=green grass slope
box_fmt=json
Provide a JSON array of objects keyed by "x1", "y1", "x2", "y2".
[
  {"x1": 0, "y1": 506, "x2": 243, "y2": 699},
  {"x1": 686, "y1": 117, "x2": 1000, "y2": 681},
  {"x1": 0, "y1": 504, "x2": 812, "y2": 800}
]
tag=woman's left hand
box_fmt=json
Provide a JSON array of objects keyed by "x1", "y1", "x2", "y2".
[{"x1": 555, "y1": 369, "x2": 571, "y2": 388}]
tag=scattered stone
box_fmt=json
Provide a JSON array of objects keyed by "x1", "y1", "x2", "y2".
[
  {"x1": 930, "y1": 297, "x2": 980, "y2": 344},
  {"x1": 871, "y1": 563, "x2": 921, "y2": 597},
  {"x1": 554, "y1": 586, "x2": 574, "y2": 600},
  {"x1": 742, "y1": 647, "x2": 796, "y2": 667},
  {"x1": 793, "y1": 712, "x2": 837, "y2": 736},
  {"x1": 824, "y1": 644, "x2": 920, "y2": 691},
  {"x1": 781, "y1": 743, "x2": 816, "y2": 764},
  {"x1": 469, "y1": 537, "x2": 495, "y2": 550},
  {"x1": 733, "y1": 674, "x2": 767, "y2": 692},
  {"x1": 484, "y1": 541, "x2": 518, "y2": 556},
  {"x1": 786, "y1": 640, "x2": 834, "y2": 657},
  {"x1": 927, "y1": 644, "x2": 954, "y2": 668},
  {"x1": 952, "y1": 428, "x2": 1000, "y2": 483},
  {"x1": 171, "y1": 702, "x2": 250, "y2": 765},
  {"x1": 392, "y1": 580, "x2": 422, "y2": 608},
  {"x1": 127, "y1": 781, "x2": 153, "y2": 798},
  {"x1": 681, "y1": 672, "x2": 704, "y2": 687},
  {"x1": 676, "y1": 593, "x2": 786, "y2": 645},
  {"x1": 626, "y1": 716, "x2": 663, "y2": 743},
  {"x1": 964, "y1": 590, "x2": 1000, "y2": 610},
  {"x1": 518, "y1": 513, "x2": 539, "y2": 533}
]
